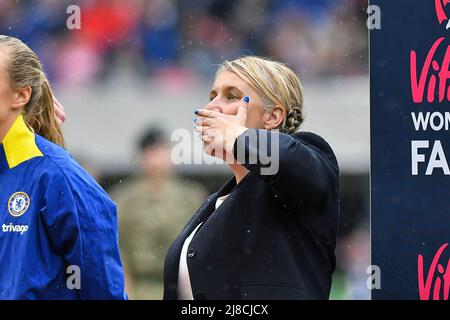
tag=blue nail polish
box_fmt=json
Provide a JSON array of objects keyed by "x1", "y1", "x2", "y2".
[
  {"x1": 194, "y1": 118, "x2": 198, "y2": 123},
  {"x1": 194, "y1": 110, "x2": 199, "y2": 115},
  {"x1": 243, "y1": 96, "x2": 250, "y2": 103}
]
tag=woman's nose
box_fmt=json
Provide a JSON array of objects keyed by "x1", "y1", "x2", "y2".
[{"x1": 205, "y1": 102, "x2": 222, "y2": 113}]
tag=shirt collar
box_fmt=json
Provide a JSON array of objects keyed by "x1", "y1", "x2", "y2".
[{"x1": 0, "y1": 115, "x2": 43, "y2": 174}]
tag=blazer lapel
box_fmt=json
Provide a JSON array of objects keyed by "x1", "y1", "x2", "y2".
[
  {"x1": 178, "y1": 172, "x2": 255, "y2": 243},
  {"x1": 164, "y1": 173, "x2": 256, "y2": 299},
  {"x1": 164, "y1": 176, "x2": 237, "y2": 298},
  {"x1": 170, "y1": 176, "x2": 238, "y2": 260}
]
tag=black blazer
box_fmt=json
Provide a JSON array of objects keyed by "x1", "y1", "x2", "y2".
[{"x1": 164, "y1": 129, "x2": 339, "y2": 300}]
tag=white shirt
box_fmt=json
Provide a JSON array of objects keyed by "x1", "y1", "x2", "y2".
[{"x1": 176, "y1": 195, "x2": 229, "y2": 300}]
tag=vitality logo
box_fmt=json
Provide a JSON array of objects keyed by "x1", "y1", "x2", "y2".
[
  {"x1": 418, "y1": 243, "x2": 450, "y2": 300},
  {"x1": 435, "y1": 0, "x2": 450, "y2": 29}
]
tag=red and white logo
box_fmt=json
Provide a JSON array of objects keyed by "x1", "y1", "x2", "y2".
[
  {"x1": 435, "y1": 0, "x2": 450, "y2": 29},
  {"x1": 418, "y1": 243, "x2": 450, "y2": 300}
]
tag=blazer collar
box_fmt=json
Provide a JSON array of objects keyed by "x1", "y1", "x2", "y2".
[
  {"x1": 194, "y1": 171, "x2": 254, "y2": 224},
  {"x1": 0, "y1": 115, "x2": 43, "y2": 174}
]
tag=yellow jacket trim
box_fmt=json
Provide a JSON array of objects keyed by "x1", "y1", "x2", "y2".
[{"x1": 2, "y1": 115, "x2": 43, "y2": 169}]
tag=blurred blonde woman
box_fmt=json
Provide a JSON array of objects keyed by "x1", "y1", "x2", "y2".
[
  {"x1": 164, "y1": 56, "x2": 339, "y2": 300},
  {"x1": 0, "y1": 35, "x2": 126, "y2": 299}
]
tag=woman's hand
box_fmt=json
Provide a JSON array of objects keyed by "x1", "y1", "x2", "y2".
[
  {"x1": 53, "y1": 96, "x2": 66, "y2": 127},
  {"x1": 194, "y1": 96, "x2": 250, "y2": 162}
]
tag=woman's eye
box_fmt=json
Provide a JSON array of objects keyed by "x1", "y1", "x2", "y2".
[{"x1": 228, "y1": 95, "x2": 239, "y2": 100}]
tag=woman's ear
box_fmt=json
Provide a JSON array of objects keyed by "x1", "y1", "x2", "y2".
[
  {"x1": 263, "y1": 105, "x2": 286, "y2": 130},
  {"x1": 11, "y1": 86, "x2": 32, "y2": 110}
]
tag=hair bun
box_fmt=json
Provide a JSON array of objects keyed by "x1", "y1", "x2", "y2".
[{"x1": 281, "y1": 107, "x2": 303, "y2": 134}]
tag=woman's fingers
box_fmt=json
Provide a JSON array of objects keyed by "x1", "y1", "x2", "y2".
[
  {"x1": 194, "y1": 125, "x2": 208, "y2": 133},
  {"x1": 201, "y1": 135, "x2": 213, "y2": 144},
  {"x1": 194, "y1": 117, "x2": 213, "y2": 127},
  {"x1": 53, "y1": 96, "x2": 66, "y2": 126},
  {"x1": 195, "y1": 125, "x2": 214, "y2": 143},
  {"x1": 195, "y1": 108, "x2": 221, "y2": 119}
]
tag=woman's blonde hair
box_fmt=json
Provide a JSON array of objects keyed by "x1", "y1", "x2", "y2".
[
  {"x1": 0, "y1": 35, "x2": 64, "y2": 147},
  {"x1": 217, "y1": 56, "x2": 304, "y2": 134}
]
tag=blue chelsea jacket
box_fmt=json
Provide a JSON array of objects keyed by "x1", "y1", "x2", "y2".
[{"x1": 0, "y1": 115, "x2": 127, "y2": 300}]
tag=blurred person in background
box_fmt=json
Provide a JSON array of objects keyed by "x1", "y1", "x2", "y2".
[
  {"x1": 110, "y1": 127, "x2": 208, "y2": 300},
  {"x1": 335, "y1": 227, "x2": 370, "y2": 300}
]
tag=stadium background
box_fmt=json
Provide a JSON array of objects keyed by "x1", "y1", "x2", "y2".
[{"x1": 0, "y1": 0, "x2": 369, "y2": 299}]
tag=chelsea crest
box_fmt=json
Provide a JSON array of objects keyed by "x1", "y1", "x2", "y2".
[{"x1": 8, "y1": 192, "x2": 30, "y2": 217}]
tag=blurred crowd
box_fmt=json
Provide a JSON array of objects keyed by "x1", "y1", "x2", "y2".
[{"x1": 0, "y1": 0, "x2": 368, "y2": 87}]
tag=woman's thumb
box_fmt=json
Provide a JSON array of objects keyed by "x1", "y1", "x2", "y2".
[{"x1": 237, "y1": 96, "x2": 249, "y2": 124}]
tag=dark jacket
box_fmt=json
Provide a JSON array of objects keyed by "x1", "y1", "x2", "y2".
[{"x1": 164, "y1": 129, "x2": 339, "y2": 300}]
